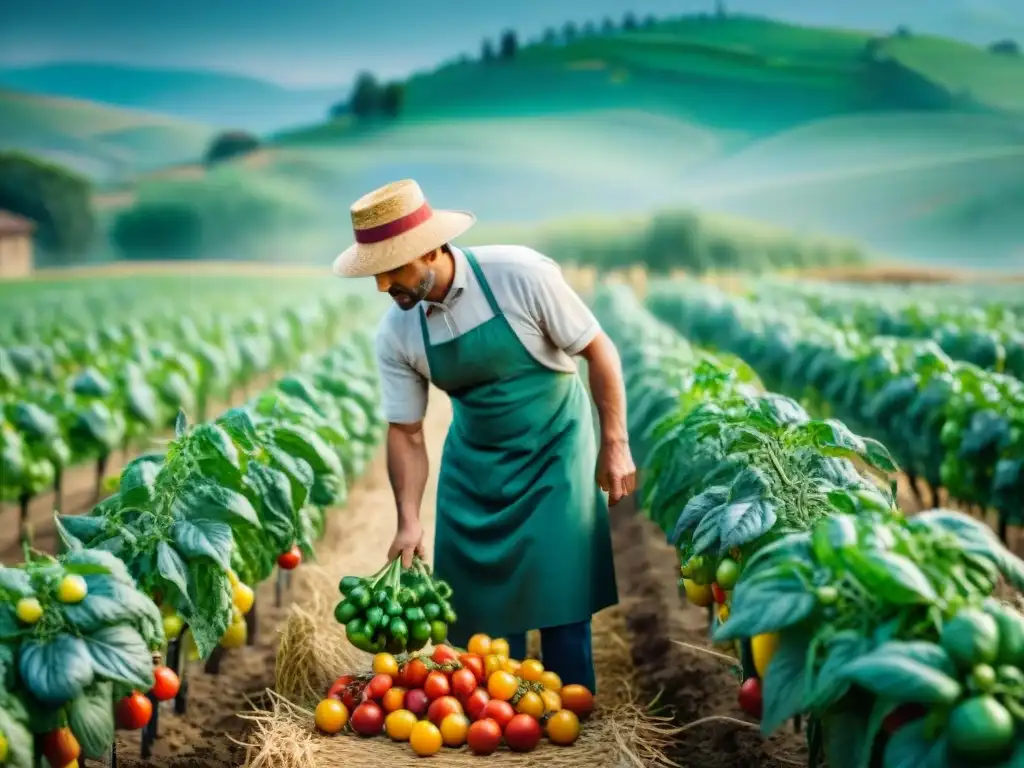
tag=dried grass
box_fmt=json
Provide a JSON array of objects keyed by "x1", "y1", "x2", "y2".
[{"x1": 243, "y1": 579, "x2": 680, "y2": 768}]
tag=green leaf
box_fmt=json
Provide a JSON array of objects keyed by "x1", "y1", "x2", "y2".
[
  {"x1": 156, "y1": 540, "x2": 191, "y2": 600},
  {"x1": 216, "y1": 408, "x2": 260, "y2": 452},
  {"x1": 118, "y1": 456, "x2": 162, "y2": 508},
  {"x1": 806, "y1": 631, "x2": 870, "y2": 710},
  {"x1": 55, "y1": 514, "x2": 106, "y2": 547},
  {"x1": 844, "y1": 550, "x2": 938, "y2": 604},
  {"x1": 714, "y1": 573, "x2": 816, "y2": 642},
  {"x1": 171, "y1": 518, "x2": 234, "y2": 570},
  {"x1": 0, "y1": 567, "x2": 33, "y2": 596},
  {"x1": 841, "y1": 642, "x2": 962, "y2": 704},
  {"x1": 761, "y1": 628, "x2": 811, "y2": 734},
  {"x1": 83, "y1": 625, "x2": 154, "y2": 690},
  {"x1": 691, "y1": 503, "x2": 723, "y2": 554},
  {"x1": 718, "y1": 498, "x2": 777, "y2": 553},
  {"x1": 0, "y1": 706, "x2": 34, "y2": 768},
  {"x1": 822, "y1": 706, "x2": 869, "y2": 768},
  {"x1": 172, "y1": 481, "x2": 261, "y2": 529},
  {"x1": 63, "y1": 548, "x2": 133, "y2": 583},
  {"x1": 882, "y1": 719, "x2": 949, "y2": 768},
  {"x1": 175, "y1": 409, "x2": 188, "y2": 437},
  {"x1": 19, "y1": 634, "x2": 95, "y2": 703},
  {"x1": 0, "y1": 605, "x2": 19, "y2": 640},
  {"x1": 67, "y1": 681, "x2": 115, "y2": 759},
  {"x1": 184, "y1": 562, "x2": 232, "y2": 659},
  {"x1": 265, "y1": 445, "x2": 313, "y2": 509},
  {"x1": 271, "y1": 423, "x2": 343, "y2": 477},
  {"x1": 244, "y1": 461, "x2": 296, "y2": 551}
]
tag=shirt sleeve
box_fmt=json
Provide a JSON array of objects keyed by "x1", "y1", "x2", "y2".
[
  {"x1": 375, "y1": 323, "x2": 429, "y2": 424},
  {"x1": 522, "y1": 255, "x2": 601, "y2": 355}
]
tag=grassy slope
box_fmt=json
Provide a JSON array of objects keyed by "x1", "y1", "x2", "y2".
[
  {"x1": 89, "y1": 15, "x2": 1024, "y2": 266},
  {"x1": 0, "y1": 89, "x2": 216, "y2": 180}
]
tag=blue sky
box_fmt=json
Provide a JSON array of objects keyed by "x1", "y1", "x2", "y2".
[{"x1": 1, "y1": 0, "x2": 1020, "y2": 87}]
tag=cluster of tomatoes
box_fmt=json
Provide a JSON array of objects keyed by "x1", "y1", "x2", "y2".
[{"x1": 313, "y1": 633, "x2": 594, "y2": 757}]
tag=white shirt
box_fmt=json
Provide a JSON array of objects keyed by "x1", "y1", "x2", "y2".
[{"x1": 375, "y1": 244, "x2": 601, "y2": 424}]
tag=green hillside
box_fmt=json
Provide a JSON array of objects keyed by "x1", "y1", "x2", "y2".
[{"x1": 0, "y1": 89, "x2": 215, "y2": 180}]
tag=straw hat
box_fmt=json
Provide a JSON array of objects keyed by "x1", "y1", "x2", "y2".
[{"x1": 332, "y1": 179, "x2": 475, "y2": 278}]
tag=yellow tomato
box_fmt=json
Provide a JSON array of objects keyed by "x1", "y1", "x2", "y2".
[
  {"x1": 57, "y1": 575, "x2": 88, "y2": 604},
  {"x1": 547, "y1": 709, "x2": 580, "y2": 745},
  {"x1": 516, "y1": 691, "x2": 545, "y2": 719},
  {"x1": 226, "y1": 569, "x2": 240, "y2": 587},
  {"x1": 487, "y1": 671, "x2": 519, "y2": 701},
  {"x1": 232, "y1": 582, "x2": 255, "y2": 615},
  {"x1": 385, "y1": 709, "x2": 417, "y2": 742},
  {"x1": 484, "y1": 655, "x2": 503, "y2": 677},
  {"x1": 372, "y1": 653, "x2": 399, "y2": 677},
  {"x1": 752, "y1": 633, "x2": 780, "y2": 678},
  {"x1": 0, "y1": 731, "x2": 8, "y2": 762},
  {"x1": 439, "y1": 713, "x2": 470, "y2": 747},
  {"x1": 519, "y1": 659, "x2": 544, "y2": 682},
  {"x1": 502, "y1": 658, "x2": 521, "y2": 675},
  {"x1": 490, "y1": 638, "x2": 510, "y2": 658},
  {"x1": 15, "y1": 597, "x2": 43, "y2": 625},
  {"x1": 163, "y1": 614, "x2": 184, "y2": 641},
  {"x1": 314, "y1": 698, "x2": 349, "y2": 734},
  {"x1": 220, "y1": 619, "x2": 247, "y2": 649},
  {"x1": 540, "y1": 689, "x2": 562, "y2": 713},
  {"x1": 539, "y1": 671, "x2": 562, "y2": 692},
  {"x1": 409, "y1": 720, "x2": 443, "y2": 756},
  {"x1": 682, "y1": 579, "x2": 714, "y2": 607},
  {"x1": 718, "y1": 604, "x2": 730, "y2": 622},
  {"x1": 467, "y1": 633, "x2": 492, "y2": 656}
]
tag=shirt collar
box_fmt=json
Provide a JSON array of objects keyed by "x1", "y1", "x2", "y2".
[{"x1": 422, "y1": 245, "x2": 467, "y2": 316}]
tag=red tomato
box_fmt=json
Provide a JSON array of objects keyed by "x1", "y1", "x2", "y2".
[
  {"x1": 427, "y1": 695, "x2": 464, "y2": 726},
  {"x1": 458, "y1": 653, "x2": 486, "y2": 684},
  {"x1": 431, "y1": 645, "x2": 459, "y2": 666},
  {"x1": 466, "y1": 718, "x2": 503, "y2": 755},
  {"x1": 451, "y1": 668, "x2": 478, "y2": 698},
  {"x1": 504, "y1": 714, "x2": 542, "y2": 752},
  {"x1": 366, "y1": 674, "x2": 393, "y2": 700},
  {"x1": 277, "y1": 546, "x2": 302, "y2": 570},
  {"x1": 712, "y1": 583, "x2": 728, "y2": 604},
  {"x1": 41, "y1": 728, "x2": 81, "y2": 768},
  {"x1": 481, "y1": 699, "x2": 515, "y2": 730},
  {"x1": 116, "y1": 691, "x2": 153, "y2": 730},
  {"x1": 738, "y1": 678, "x2": 762, "y2": 719},
  {"x1": 400, "y1": 658, "x2": 429, "y2": 689},
  {"x1": 327, "y1": 675, "x2": 356, "y2": 704},
  {"x1": 150, "y1": 665, "x2": 180, "y2": 701},
  {"x1": 405, "y1": 688, "x2": 430, "y2": 718},
  {"x1": 423, "y1": 670, "x2": 451, "y2": 700},
  {"x1": 350, "y1": 702, "x2": 385, "y2": 736},
  {"x1": 464, "y1": 688, "x2": 491, "y2": 721}
]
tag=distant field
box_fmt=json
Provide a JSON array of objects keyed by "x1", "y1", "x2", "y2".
[{"x1": 0, "y1": 88, "x2": 215, "y2": 179}]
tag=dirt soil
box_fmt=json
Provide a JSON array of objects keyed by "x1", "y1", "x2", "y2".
[{"x1": 15, "y1": 392, "x2": 809, "y2": 768}]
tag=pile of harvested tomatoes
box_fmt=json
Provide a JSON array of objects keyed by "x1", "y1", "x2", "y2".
[{"x1": 313, "y1": 633, "x2": 595, "y2": 756}]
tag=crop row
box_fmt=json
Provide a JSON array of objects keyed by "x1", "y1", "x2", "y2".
[
  {"x1": 0, "y1": 320, "x2": 385, "y2": 768},
  {"x1": 740, "y1": 278, "x2": 1024, "y2": 381},
  {"x1": 645, "y1": 281, "x2": 1024, "y2": 536},
  {"x1": 1, "y1": 277, "x2": 375, "y2": 542},
  {"x1": 592, "y1": 284, "x2": 1024, "y2": 768}
]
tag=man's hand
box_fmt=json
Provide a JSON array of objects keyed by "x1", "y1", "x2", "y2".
[
  {"x1": 596, "y1": 437, "x2": 637, "y2": 506},
  {"x1": 388, "y1": 521, "x2": 426, "y2": 568}
]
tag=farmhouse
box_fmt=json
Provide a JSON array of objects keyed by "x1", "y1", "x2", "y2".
[{"x1": 0, "y1": 209, "x2": 35, "y2": 278}]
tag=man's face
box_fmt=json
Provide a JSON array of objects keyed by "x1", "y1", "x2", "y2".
[{"x1": 375, "y1": 251, "x2": 437, "y2": 311}]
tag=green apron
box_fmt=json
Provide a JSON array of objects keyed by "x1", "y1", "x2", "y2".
[{"x1": 420, "y1": 250, "x2": 618, "y2": 647}]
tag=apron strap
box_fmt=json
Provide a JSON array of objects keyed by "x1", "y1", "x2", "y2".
[{"x1": 463, "y1": 249, "x2": 502, "y2": 317}]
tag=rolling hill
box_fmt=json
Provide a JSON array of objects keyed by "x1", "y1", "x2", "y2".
[{"x1": 0, "y1": 89, "x2": 216, "y2": 179}]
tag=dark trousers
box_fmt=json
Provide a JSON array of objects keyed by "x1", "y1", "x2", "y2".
[{"x1": 505, "y1": 619, "x2": 596, "y2": 692}]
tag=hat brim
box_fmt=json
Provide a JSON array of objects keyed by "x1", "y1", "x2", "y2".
[{"x1": 332, "y1": 209, "x2": 476, "y2": 278}]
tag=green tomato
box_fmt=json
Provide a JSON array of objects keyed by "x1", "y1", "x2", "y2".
[
  {"x1": 714, "y1": 558, "x2": 741, "y2": 590},
  {"x1": 946, "y1": 695, "x2": 1015, "y2": 764}
]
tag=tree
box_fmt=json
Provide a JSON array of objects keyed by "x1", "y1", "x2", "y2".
[
  {"x1": 602, "y1": 17, "x2": 616, "y2": 33},
  {"x1": 349, "y1": 71, "x2": 382, "y2": 119},
  {"x1": 894, "y1": 25, "x2": 912, "y2": 38},
  {"x1": 642, "y1": 14, "x2": 657, "y2": 28},
  {"x1": 0, "y1": 151, "x2": 95, "y2": 262},
  {"x1": 203, "y1": 130, "x2": 260, "y2": 166},
  {"x1": 582, "y1": 21, "x2": 596, "y2": 36},
  {"x1": 622, "y1": 12, "x2": 638, "y2": 30},
  {"x1": 481, "y1": 38, "x2": 496, "y2": 62},
  {"x1": 380, "y1": 81, "x2": 405, "y2": 118},
  {"x1": 542, "y1": 27, "x2": 558, "y2": 44},
  {"x1": 989, "y1": 39, "x2": 1020, "y2": 55},
  {"x1": 715, "y1": 0, "x2": 727, "y2": 18},
  {"x1": 562, "y1": 21, "x2": 578, "y2": 42},
  {"x1": 111, "y1": 202, "x2": 202, "y2": 260},
  {"x1": 499, "y1": 29, "x2": 519, "y2": 59}
]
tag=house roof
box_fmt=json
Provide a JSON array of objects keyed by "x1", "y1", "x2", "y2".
[{"x1": 0, "y1": 210, "x2": 36, "y2": 235}]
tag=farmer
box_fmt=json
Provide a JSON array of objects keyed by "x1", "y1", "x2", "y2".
[{"x1": 333, "y1": 179, "x2": 636, "y2": 691}]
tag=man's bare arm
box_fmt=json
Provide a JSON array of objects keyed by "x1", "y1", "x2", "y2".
[
  {"x1": 580, "y1": 331, "x2": 636, "y2": 504},
  {"x1": 386, "y1": 421, "x2": 429, "y2": 565}
]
